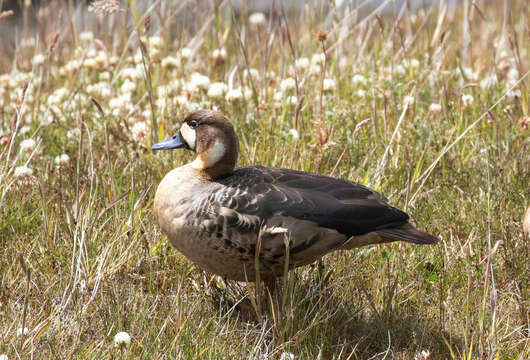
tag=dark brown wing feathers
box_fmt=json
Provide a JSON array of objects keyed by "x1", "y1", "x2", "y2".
[{"x1": 215, "y1": 166, "x2": 438, "y2": 244}]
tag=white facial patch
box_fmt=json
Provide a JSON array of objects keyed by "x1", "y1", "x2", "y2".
[
  {"x1": 192, "y1": 141, "x2": 226, "y2": 170},
  {"x1": 180, "y1": 122, "x2": 196, "y2": 150}
]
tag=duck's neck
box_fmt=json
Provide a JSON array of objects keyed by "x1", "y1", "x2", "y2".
[{"x1": 191, "y1": 140, "x2": 238, "y2": 179}]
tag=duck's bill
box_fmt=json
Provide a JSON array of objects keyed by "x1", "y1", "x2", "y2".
[{"x1": 152, "y1": 132, "x2": 189, "y2": 151}]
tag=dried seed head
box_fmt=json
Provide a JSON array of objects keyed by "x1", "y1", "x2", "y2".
[
  {"x1": 88, "y1": 0, "x2": 122, "y2": 15},
  {"x1": 315, "y1": 29, "x2": 328, "y2": 42}
]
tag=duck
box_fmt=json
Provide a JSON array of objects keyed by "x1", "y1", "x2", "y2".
[{"x1": 152, "y1": 110, "x2": 439, "y2": 283}]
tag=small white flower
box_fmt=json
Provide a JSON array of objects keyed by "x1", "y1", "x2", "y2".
[
  {"x1": 20, "y1": 139, "x2": 36, "y2": 153},
  {"x1": 280, "y1": 78, "x2": 296, "y2": 92},
  {"x1": 429, "y1": 103, "x2": 442, "y2": 114},
  {"x1": 294, "y1": 57, "x2": 309, "y2": 72},
  {"x1": 188, "y1": 72, "x2": 210, "y2": 92},
  {"x1": 0, "y1": 354, "x2": 8, "y2": 360},
  {"x1": 131, "y1": 121, "x2": 148, "y2": 142},
  {"x1": 480, "y1": 74, "x2": 497, "y2": 89},
  {"x1": 410, "y1": 58, "x2": 420, "y2": 69},
  {"x1": 462, "y1": 67, "x2": 478, "y2": 81},
  {"x1": 414, "y1": 349, "x2": 431, "y2": 360},
  {"x1": 54, "y1": 154, "x2": 70, "y2": 166},
  {"x1": 67, "y1": 128, "x2": 81, "y2": 142},
  {"x1": 148, "y1": 36, "x2": 164, "y2": 49},
  {"x1": 394, "y1": 64, "x2": 406, "y2": 76},
  {"x1": 356, "y1": 89, "x2": 366, "y2": 98},
  {"x1": 161, "y1": 56, "x2": 180, "y2": 69},
  {"x1": 32, "y1": 53, "x2": 46, "y2": 66},
  {"x1": 179, "y1": 48, "x2": 192, "y2": 60},
  {"x1": 288, "y1": 129, "x2": 299, "y2": 140},
  {"x1": 120, "y1": 67, "x2": 142, "y2": 81},
  {"x1": 249, "y1": 12, "x2": 266, "y2": 27},
  {"x1": 113, "y1": 331, "x2": 131, "y2": 347},
  {"x1": 461, "y1": 94, "x2": 474, "y2": 108},
  {"x1": 323, "y1": 78, "x2": 336, "y2": 92},
  {"x1": 226, "y1": 88, "x2": 243, "y2": 103},
  {"x1": 120, "y1": 80, "x2": 136, "y2": 94},
  {"x1": 244, "y1": 68, "x2": 260, "y2": 82},
  {"x1": 352, "y1": 74, "x2": 367, "y2": 86},
  {"x1": 99, "y1": 72, "x2": 111, "y2": 81},
  {"x1": 207, "y1": 82, "x2": 228, "y2": 99},
  {"x1": 309, "y1": 64, "x2": 321, "y2": 76},
  {"x1": 79, "y1": 31, "x2": 94, "y2": 42},
  {"x1": 311, "y1": 53, "x2": 326, "y2": 65},
  {"x1": 287, "y1": 95, "x2": 298, "y2": 106},
  {"x1": 403, "y1": 95, "x2": 415, "y2": 107},
  {"x1": 16, "y1": 327, "x2": 29, "y2": 336},
  {"x1": 279, "y1": 352, "x2": 295, "y2": 360}
]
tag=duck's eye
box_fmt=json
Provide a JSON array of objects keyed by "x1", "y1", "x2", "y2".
[{"x1": 188, "y1": 120, "x2": 199, "y2": 128}]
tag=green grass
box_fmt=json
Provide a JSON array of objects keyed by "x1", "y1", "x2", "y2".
[{"x1": 0, "y1": 0, "x2": 529, "y2": 358}]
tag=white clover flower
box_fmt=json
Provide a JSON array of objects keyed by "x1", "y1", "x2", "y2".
[
  {"x1": 273, "y1": 91, "x2": 283, "y2": 102},
  {"x1": 279, "y1": 352, "x2": 295, "y2": 360},
  {"x1": 20, "y1": 126, "x2": 31, "y2": 135},
  {"x1": 323, "y1": 78, "x2": 336, "y2": 92},
  {"x1": 414, "y1": 349, "x2": 431, "y2": 360},
  {"x1": 120, "y1": 80, "x2": 137, "y2": 94},
  {"x1": 32, "y1": 53, "x2": 46, "y2": 66},
  {"x1": 83, "y1": 58, "x2": 98, "y2": 69},
  {"x1": 179, "y1": 48, "x2": 192, "y2": 60},
  {"x1": 462, "y1": 67, "x2": 478, "y2": 81},
  {"x1": 212, "y1": 48, "x2": 227, "y2": 64},
  {"x1": 148, "y1": 36, "x2": 164, "y2": 49},
  {"x1": 67, "y1": 128, "x2": 81, "y2": 142},
  {"x1": 244, "y1": 68, "x2": 260, "y2": 82},
  {"x1": 356, "y1": 89, "x2": 366, "y2": 98},
  {"x1": 311, "y1": 53, "x2": 326, "y2": 65},
  {"x1": 20, "y1": 138, "x2": 36, "y2": 153},
  {"x1": 120, "y1": 67, "x2": 142, "y2": 81},
  {"x1": 309, "y1": 64, "x2": 321, "y2": 76},
  {"x1": 131, "y1": 121, "x2": 148, "y2": 142},
  {"x1": 79, "y1": 31, "x2": 94, "y2": 42},
  {"x1": 161, "y1": 56, "x2": 180, "y2": 69},
  {"x1": 54, "y1": 154, "x2": 70, "y2": 166},
  {"x1": 294, "y1": 57, "x2": 309, "y2": 72},
  {"x1": 113, "y1": 331, "x2": 131, "y2": 347},
  {"x1": 280, "y1": 78, "x2": 296, "y2": 92},
  {"x1": 410, "y1": 58, "x2": 420, "y2": 69},
  {"x1": 0, "y1": 354, "x2": 8, "y2": 360},
  {"x1": 429, "y1": 103, "x2": 442, "y2": 114},
  {"x1": 99, "y1": 72, "x2": 111, "y2": 81},
  {"x1": 188, "y1": 72, "x2": 210, "y2": 92},
  {"x1": 14, "y1": 166, "x2": 33, "y2": 179},
  {"x1": 288, "y1": 129, "x2": 299, "y2": 140},
  {"x1": 352, "y1": 74, "x2": 367, "y2": 86},
  {"x1": 461, "y1": 94, "x2": 474, "y2": 108},
  {"x1": 506, "y1": 67, "x2": 519, "y2": 85},
  {"x1": 480, "y1": 74, "x2": 497, "y2": 89},
  {"x1": 207, "y1": 82, "x2": 228, "y2": 99},
  {"x1": 394, "y1": 64, "x2": 406, "y2": 76},
  {"x1": 226, "y1": 88, "x2": 243, "y2": 103},
  {"x1": 403, "y1": 95, "x2": 415, "y2": 106},
  {"x1": 249, "y1": 12, "x2": 266, "y2": 27}
]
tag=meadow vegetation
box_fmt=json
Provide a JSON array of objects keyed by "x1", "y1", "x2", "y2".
[{"x1": 0, "y1": 0, "x2": 528, "y2": 358}]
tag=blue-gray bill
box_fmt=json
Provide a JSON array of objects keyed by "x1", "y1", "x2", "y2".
[{"x1": 152, "y1": 132, "x2": 188, "y2": 151}]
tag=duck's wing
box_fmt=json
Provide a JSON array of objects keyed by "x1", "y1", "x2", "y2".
[
  {"x1": 210, "y1": 166, "x2": 437, "y2": 268},
  {"x1": 215, "y1": 166, "x2": 409, "y2": 237}
]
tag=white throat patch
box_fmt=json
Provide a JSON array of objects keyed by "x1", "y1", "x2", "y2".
[
  {"x1": 192, "y1": 141, "x2": 226, "y2": 170},
  {"x1": 180, "y1": 122, "x2": 196, "y2": 150}
]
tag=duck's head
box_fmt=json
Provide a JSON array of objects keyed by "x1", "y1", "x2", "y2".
[{"x1": 152, "y1": 110, "x2": 239, "y2": 179}]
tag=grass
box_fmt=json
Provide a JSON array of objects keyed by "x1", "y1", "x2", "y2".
[{"x1": 0, "y1": 0, "x2": 529, "y2": 358}]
